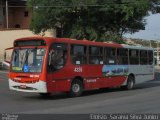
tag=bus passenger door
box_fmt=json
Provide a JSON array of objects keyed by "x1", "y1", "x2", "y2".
[{"x1": 47, "y1": 43, "x2": 69, "y2": 92}]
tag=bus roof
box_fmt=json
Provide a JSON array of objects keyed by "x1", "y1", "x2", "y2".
[
  {"x1": 14, "y1": 37, "x2": 154, "y2": 50},
  {"x1": 122, "y1": 44, "x2": 154, "y2": 51},
  {"x1": 14, "y1": 37, "x2": 123, "y2": 48}
]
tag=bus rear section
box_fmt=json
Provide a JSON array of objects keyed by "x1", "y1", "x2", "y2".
[{"x1": 9, "y1": 38, "x2": 48, "y2": 93}]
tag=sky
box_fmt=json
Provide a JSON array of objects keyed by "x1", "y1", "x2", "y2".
[{"x1": 124, "y1": 13, "x2": 160, "y2": 41}]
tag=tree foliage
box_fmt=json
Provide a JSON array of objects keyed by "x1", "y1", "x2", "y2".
[{"x1": 27, "y1": 0, "x2": 160, "y2": 43}]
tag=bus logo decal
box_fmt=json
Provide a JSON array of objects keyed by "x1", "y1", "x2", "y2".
[
  {"x1": 87, "y1": 79, "x2": 96, "y2": 83},
  {"x1": 74, "y1": 67, "x2": 82, "y2": 72},
  {"x1": 23, "y1": 65, "x2": 29, "y2": 72},
  {"x1": 102, "y1": 65, "x2": 129, "y2": 77}
]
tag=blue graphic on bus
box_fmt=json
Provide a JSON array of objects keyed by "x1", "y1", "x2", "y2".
[
  {"x1": 23, "y1": 65, "x2": 29, "y2": 72},
  {"x1": 102, "y1": 65, "x2": 128, "y2": 76}
]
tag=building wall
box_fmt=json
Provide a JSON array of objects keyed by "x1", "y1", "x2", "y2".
[
  {"x1": 8, "y1": 7, "x2": 32, "y2": 28},
  {"x1": 0, "y1": 1, "x2": 5, "y2": 28},
  {"x1": 0, "y1": 29, "x2": 56, "y2": 61},
  {"x1": 0, "y1": 5, "x2": 32, "y2": 29}
]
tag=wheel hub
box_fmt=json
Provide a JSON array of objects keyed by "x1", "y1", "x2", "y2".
[{"x1": 72, "y1": 84, "x2": 80, "y2": 93}]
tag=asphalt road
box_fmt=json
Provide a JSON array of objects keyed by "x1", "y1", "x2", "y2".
[{"x1": 0, "y1": 70, "x2": 160, "y2": 115}]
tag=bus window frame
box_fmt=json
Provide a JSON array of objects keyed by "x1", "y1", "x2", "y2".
[
  {"x1": 140, "y1": 50, "x2": 148, "y2": 65},
  {"x1": 148, "y1": 50, "x2": 154, "y2": 65},
  {"x1": 129, "y1": 49, "x2": 140, "y2": 65},
  {"x1": 10, "y1": 46, "x2": 47, "y2": 73},
  {"x1": 47, "y1": 42, "x2": 68, "y2": 73},
  {"x1": 88, "y1": 46, "x2": 104, "y2": 65},
  {"x1": 116, "y1": 48, "x2": 129, "y2": 65},
  {"x1": 105, "y1": 47, "x2": 117, "y2": 65},
  {"x1": 70, "y1": 44, "x2": 87, "y2": 65}
]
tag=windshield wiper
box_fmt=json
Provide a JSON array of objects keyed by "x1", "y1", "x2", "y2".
[{"x1": 22, "y1": 49, "x2": 32, "y2": 72}]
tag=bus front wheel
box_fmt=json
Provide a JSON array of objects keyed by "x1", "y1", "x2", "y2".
[{"x1": 69, "y1": 79, "x2": 83, "y2": 97}]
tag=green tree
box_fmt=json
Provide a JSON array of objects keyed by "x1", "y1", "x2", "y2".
[{"x1": 27, "y1": 0, "x2": 160, "y2": 43}]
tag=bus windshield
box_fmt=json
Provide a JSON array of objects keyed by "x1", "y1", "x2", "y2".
[{"x1": 11, "y1": 48, "x2": 46, "y2": 73}]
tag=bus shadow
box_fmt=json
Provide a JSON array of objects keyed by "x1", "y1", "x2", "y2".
[
  {"x1": 82, "y1": 80, "x2": 160, "y2": 97},
  {"x1": 27, "y1": 82, "x2": 160, "y2": 100},
  {"x1": 25, "y1": 83, "x2": 159, "y2": 100},
  {"x1": 154, "y1": 72, "x2": 160, "y2": 81},
  {"x1": 24, "y1": 72, "x2": 160, "y2": 100},
  {"x1": 133, "y1": 81, "x2": 160, "y2": 90},
  {"x1": 25, "y1": 89, "x2": 120, "y2": 100},
  {"x1": 132, "y1": 71, "x2": 160, "y2": 90},
  {"x1": 24, "y1": 88, "x2": 123, "y2": 100}
]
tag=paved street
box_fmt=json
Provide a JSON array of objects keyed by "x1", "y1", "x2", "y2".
[{"x1": 0, "y1": 70, "x2": 160, "y2": 114}]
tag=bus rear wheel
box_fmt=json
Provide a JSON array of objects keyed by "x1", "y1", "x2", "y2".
[
  {"x1": 69, "y1": 79, "x2": 83, "y2": 97},
  {"x1": 122, "y1": 75, "x2": 135, "y2": 90}
]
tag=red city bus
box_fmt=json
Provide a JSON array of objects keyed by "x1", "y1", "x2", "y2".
[{"x1": 8, "y1": 37, "x2": 154, "y2": 97}]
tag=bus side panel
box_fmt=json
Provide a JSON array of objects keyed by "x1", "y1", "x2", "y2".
[
  {"x1": 46, "y1": 65, "x2": 72, "y2": 92},
  {"x1": 101, "y1": 76, "x2": 127, "y2": 88},
  {"x1": 46, "y1": 64, "x2": 128, "y2": 92},
  {"x1": 128, "y1": 65, "x2": 154, "y2": 84},
  {"x1": 84, "y1": 76, "x2": 127, "y2": 90},
  {"x1": 47, "y1": 73, "x2": 55, "y2": 92},
  {"x1": 54, "y1": 80, "x2": 71, "y2": 91},
  {"x1": 47, "y1": 79, "x2": 71, "y2": 92},
  {"x1": 71, "y1": 65, "x2": 128, "y2": 90}
]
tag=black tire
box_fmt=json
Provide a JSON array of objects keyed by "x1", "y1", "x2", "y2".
[
  {"x1": 69, "y1": 79, "x2": 83, "y2": 97},
  {"x1": 122, "y1": 75, "x2": 135, "y2": 90},
  {"x1": 39, "y1": 93, "x2": 51, "y2": 98}
]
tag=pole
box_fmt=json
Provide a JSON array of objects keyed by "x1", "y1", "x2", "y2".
[{"x1": 6, "y1": 0, "x2": 8, "y2": 29}]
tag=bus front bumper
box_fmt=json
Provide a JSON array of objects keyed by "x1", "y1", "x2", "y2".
[{"x1": 9, "y1": 79, "x2": 47, "y2": 93}]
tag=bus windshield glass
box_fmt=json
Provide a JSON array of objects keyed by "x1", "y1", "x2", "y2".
[{"x1": 11, "y1": 48, "x2": 46, "y2": 73}]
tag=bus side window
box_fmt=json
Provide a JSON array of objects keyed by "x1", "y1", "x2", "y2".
[
  {"x1": 129, "y1": 49, "x2": 139, "y2": 65},
  {"x1": 140, "y1": 50, "x2": 148, "y2": 65},
  {"x1": 105, "y1": 48, "x2": 116, "y2": 65},
  {"x1": 117, "y1": 48, "x2": 128, "y2": 65},
  {"x1": 89, "y1": 46, "x2": 103, "y2": 65},
  {"x1": 71, "y1": 45, "x2": 87, "y2": 65},
  {"x1": 148, "y1": 50, "x2": 153, "y2": 65},
  {"x1": 48, "y1": 43, "x2": 68, "y2": 72}
]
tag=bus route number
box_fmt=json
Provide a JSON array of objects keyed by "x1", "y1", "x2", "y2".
[{"x1": 74, "y1": 67, "x2": 82, "y2": 72}]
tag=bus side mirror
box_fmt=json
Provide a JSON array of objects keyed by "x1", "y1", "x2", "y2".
[{"x1": 4, "y1": 51, "x2": 6, "y2": 61}]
